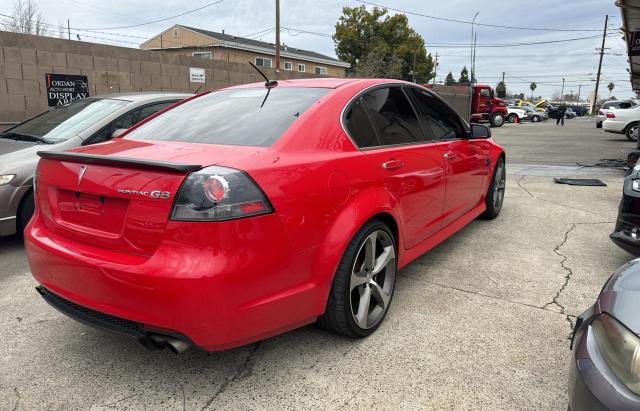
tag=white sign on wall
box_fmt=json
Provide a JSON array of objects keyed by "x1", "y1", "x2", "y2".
[{"x1": 189, "y1": 67, "x2": 205, "y2": 83}]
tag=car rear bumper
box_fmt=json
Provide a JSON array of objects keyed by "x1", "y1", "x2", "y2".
[
  {"x1": 25, "y1": 210, "x2": 330, "y2": 351},
  {"x1": 569, "y1": 311, "x2": 640, "y2": 410},
  {"x1": 603, "y1": 120, "x2": 627, "y2": 133}
]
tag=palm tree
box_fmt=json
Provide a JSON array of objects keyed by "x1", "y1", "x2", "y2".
[
  {"x1": 608, "y1": 82, "x2": 615, "y2": 98},
  {"x1": 530, "y1": 82, "x2": 537, "y2": 101}
]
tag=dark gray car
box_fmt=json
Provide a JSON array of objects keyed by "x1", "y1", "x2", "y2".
[
  {"x1": 569, "y1": 259, "x2": 640, "y2": 410},
  {"x1": 0, "y1": 92, "x2": 190, "y2": 236}
]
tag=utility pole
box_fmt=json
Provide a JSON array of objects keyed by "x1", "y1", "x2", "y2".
[
  {"x1": 577, "y1": 84, "x2": 582, "y2": 103},
  {"x1": 592, "y1": 14, "x2": 608, "y2": 114},
  {"x1": 561, "y1": 78, "x2": 565, "y2": 102},
  {"x1": 432, "y1": 52, "x2": 439, "y2": 86},
  {"x1": 502, "y1": 72, "x2": 505, "y2": 84},
  {"x1": 67, "y1": 19, "x2": 71, "y2": 41},
  {"x1": 275, "y1": 0, "x2": 280, "y2": 79}
]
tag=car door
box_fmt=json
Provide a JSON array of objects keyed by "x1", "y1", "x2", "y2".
[
  {"x1": 344, "y1": 86, "x2": 446, "y2": 249},
  {"x1": 407, "y1": 87, "x2": 491, "y2": 227}
]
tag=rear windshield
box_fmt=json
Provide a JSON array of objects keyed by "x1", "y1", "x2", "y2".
[
  {"x1": 124, "y1": 87, "x2": 329, "y2": 147},
  {"x1": 9, "y1": 98, "x2": 128, "y2": 142}
]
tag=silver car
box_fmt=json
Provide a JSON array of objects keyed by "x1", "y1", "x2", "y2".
[{"x1": 0, "y1": 92, "x2": 190, "y2": 236}]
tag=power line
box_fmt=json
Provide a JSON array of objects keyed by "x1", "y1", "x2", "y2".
[
  {"x1": 357, "y1": 0, "x2": 611, "y2": 32},
  {"x1": 427, "y1": 33, "x2": 617, "y2": 48},
  {"x1": 75, "y1": 0, "x2": 225, "y2": 30}
]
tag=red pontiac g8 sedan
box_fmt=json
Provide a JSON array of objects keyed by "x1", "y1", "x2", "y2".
[{"x1": 26, "y1": 78, "x2": 506, "y2": 353}]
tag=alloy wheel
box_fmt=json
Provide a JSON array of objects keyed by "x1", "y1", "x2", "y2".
[
  {"x1": 628, "y1": 125, "x2": 639, "y2": 141},
  {"x1": 349, "y1": 230, "x2": 396, "y2": 330},
  {"x1": 492, "y1": 162, "x2": 506, "y2": 212}
]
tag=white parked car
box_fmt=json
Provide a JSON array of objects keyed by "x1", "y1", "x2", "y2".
[
  {"x1": 507, "y1": 107, "x2": 527, "y2": 123},
  {"x1": 597, "y1": 100, "x2": 635, "y2": 128},
  {"x1": 602, "y1": 105, "x2": 640, "y2": 141}
]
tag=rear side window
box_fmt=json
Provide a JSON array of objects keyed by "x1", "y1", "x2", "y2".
[
  {"x1": 361, "y1": 87, "x2": 424, "y2": 146},
  {"x1": 345, "y1": 98, "x2": 379, "y2": 148},
  {"x1": 602, "y1": 102, "x2": 617, "y2": 109},
  {"x1": 408, "y1": 88, "x2": 466, "y2": 141},
  {"x1": 125, "y1": 88, "x2": 328, "y2": 147}
]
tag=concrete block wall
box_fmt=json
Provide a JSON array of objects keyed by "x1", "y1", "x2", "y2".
[{"x1": 0, "y1": 31, "x2": 324, "y2": 123}]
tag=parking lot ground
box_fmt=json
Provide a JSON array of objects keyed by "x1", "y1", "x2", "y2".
[{"x1": 0, "y1": 117, "x2": 635, "y2": 410}]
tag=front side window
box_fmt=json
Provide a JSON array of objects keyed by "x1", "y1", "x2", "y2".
[
  {"x1": 360, "y1": 87, "x2": 424, "y2": 146},
  {"x1": 479, "y1": 88, "x2": 490, "y2": 98},
  {"x1": 6, "y1": 98, "x2": 128, "y2": 143},
  {"x1": 124, "y1": 88, "x2": 328, "y2": 147},
  {"x1": 315, "y1": 66, "x2": 327, "y2": 75},
  {"x1": 256, "y1": 57, "x2": 272, "y2": 68},
  {"x1": 408, "y1": 88, "x2": 466, "y2": 141}
]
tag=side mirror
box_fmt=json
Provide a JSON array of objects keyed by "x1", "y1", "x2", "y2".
[
  {"x1": 470, "y1": 123, "x2": 491, "y2": 139},
  {"x1": 111, "y1": 128, "x2": 128, "y2": 138}
]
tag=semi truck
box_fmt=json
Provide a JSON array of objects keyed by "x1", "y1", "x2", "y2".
[{"x1": 424, "y1": 84, "x2": 508, "y2": 127}]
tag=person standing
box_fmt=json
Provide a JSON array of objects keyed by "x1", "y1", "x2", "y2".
[{"x1": 556, "y1": 104, "x2": 567, "y2": 126}]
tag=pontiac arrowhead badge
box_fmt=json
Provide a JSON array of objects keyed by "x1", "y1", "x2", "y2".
[{"x1": 77, "y1": 165, "x2": 87, "y2": 187}]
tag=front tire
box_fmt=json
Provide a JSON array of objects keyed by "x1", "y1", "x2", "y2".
[
  {"x1": 626, "y1": 122, "x2": 639, "y2": 141},
  {"x1": 480, "y1": 157, "x2": 505, "y2": 220},
  {"x1": 507, "y1": 113, "x2": 518, "y2": 123},
  {"x1": 490, "y1": 112, "x2": 505, "y2": 127},
  {"x1": 319, "y1": 220, "x2": 397, "y2": 338}
]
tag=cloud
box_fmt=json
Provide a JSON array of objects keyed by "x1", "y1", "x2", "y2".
[{"x1": 31, "y1": 0, "x2": 631, "y2": 98}]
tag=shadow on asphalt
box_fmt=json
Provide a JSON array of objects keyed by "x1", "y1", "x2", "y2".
[{"x1": 0, "y1": 234, "x2": 23, "y2": 251}]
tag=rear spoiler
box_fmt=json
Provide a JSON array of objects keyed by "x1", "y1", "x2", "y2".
[{"x1": 37, "y1": 151, "x2": 202, "y2": 174}]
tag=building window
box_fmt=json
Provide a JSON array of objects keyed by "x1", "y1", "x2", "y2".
[
  {"x1": 284, "y1": 61, "x2": 292, "y2": 70},
  {"x1": 298, "y1": 64, "x2": 305, "y2": 72},
  {"x1": 174, "y1": 28, "x2": 180, "y2": 38},
  {"x1": 192, "y1": 51, "x2": 212, "y2": 59},
  {"x1": 315, "y1": 66, "x2": 327, "y2": 75},
  {"x1": 255, "y1": 57, "x2": 272, "y2": 68}
]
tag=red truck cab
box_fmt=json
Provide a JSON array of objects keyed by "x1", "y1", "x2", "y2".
[{"x1": 471, "y1": 84, "x2": 507, "y2": 127}]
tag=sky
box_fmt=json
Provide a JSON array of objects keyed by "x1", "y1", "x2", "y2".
[{"x1": 5, "y1": 0, "x2": 631, "y2": 100}]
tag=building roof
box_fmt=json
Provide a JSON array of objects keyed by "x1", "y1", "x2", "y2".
[{"x1": 144, "y1": 25, "x2": 350, "y2": 68}]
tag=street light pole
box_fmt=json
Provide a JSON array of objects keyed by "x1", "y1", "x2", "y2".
[
  {"x1": 470, "y1": 12, "x2": 479, "y2": 83},
  {"x1": 561, "y1": 78, "x2": 565, "y2": 102},
  {"x1": 275, "y1": 0, "x2": 281, "y2": 79}
]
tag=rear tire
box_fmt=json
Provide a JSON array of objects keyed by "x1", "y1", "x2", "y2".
[
  {"x1": 480, "y1": 157, "x2": 505, "y2": 220},
  {"x1": 17, "y1": 191, "x2": 34, "y2": 236},
  {"x1": 490, "y1": 112, "x2": 505, "y2": 128},
  {"x1": 532, "y1": 116, "x2": 540, "y2": 123},
  {"x1": 319, "y1": 220, "x2": 397, "y2": 338},
  {"x1": 626, "y1": 122, "x2": 639, "y2": 142}
]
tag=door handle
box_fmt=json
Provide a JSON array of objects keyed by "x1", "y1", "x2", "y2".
[
  {"x1": 382, "y1": 160, "x2": 404, "y2": 170},
  {"x1": 444, "y1": 152, "x2": 457, "y2": 160}
]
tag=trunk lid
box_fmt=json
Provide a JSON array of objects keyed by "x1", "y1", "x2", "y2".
[{"x1": 35, "y1": 139, "x2": 265, "y2": 256}]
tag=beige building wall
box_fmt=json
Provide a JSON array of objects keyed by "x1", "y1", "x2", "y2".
[
  {"x1": 0, "y1": 31, "x2": 331, "y2": 123},
  {"x1": 141, "y1": 26, "x2": 347, "y2": 78}
]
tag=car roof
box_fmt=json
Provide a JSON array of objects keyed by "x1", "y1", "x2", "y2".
[
  {"x1": 228, "y1": 78, "x2": 416, "y2": 90},
  {"x1": 93, "y1": 92, "x2": 192, "y2": 101}
]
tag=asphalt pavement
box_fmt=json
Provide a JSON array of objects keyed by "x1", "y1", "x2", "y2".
[{"x1": 0, "y1": 117, "x2": 635, "y2": 410}]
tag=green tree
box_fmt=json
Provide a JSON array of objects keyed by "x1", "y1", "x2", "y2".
[
  {"x1": 529, "y1": 82, "x2": 537, "y2": 100},
  {"x1": 333, "y1": 5, "x2": 434, "y2": 82},
  {"x1": 496, "y1": 81, "x2": 506, "y2": 98},
  {"x1": 608, "y1": 82, "x2": 615, "y2": 98},
  {"x1": 445, "y1": 72, "x2": 456, "y2": 86},
  {"x1": 458, "y1": 67, "x2": 470, "y2": 85}
]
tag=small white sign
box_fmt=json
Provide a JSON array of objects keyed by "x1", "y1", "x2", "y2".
[{"x1": 189, "y1": 67, "x2": 205, "y2": 83}]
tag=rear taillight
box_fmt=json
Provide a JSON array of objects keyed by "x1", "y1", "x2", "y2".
[
  {"x1": 171, "y1": 166, "x2": 273, "y2": 221},
  {"x1": 607, "y1": 112, "x2": 616, "y2": 119}
]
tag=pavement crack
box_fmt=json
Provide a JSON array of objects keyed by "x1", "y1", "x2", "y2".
[
  {"x1": 517, "y1": 175, "x2": 535, "y2": 198},
  {"x1": 200, "y1": 342, "x2": 261, "y2": 410},
  {"x1": 12, "y1": 387, "x2": 20, "y2": 411},
  {"x1": 542, "y1": 223, "x2": 576, "y2": 315}
]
